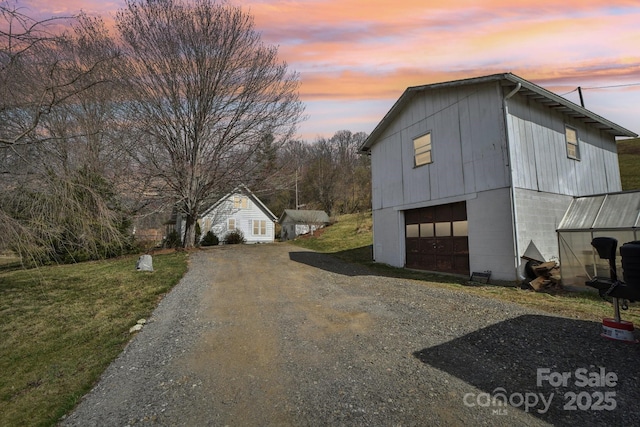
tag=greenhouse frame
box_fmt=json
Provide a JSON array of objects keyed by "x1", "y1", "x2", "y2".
[{"x1": 557, "y1": 190, "x2": 640, "y2": 287}]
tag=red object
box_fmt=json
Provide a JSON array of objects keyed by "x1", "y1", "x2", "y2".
[{"x1": 601, "y1": 318, "x2": 637, "y2": 343}]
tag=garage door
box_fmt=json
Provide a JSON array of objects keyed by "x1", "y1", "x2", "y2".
[{"x1": 405, "y1": 202, "x2": 469, "y2": 275}]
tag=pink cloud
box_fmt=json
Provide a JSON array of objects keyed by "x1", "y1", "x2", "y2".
[{"x1": 11, "y1": 0, "x2": 639, "y2": 136}]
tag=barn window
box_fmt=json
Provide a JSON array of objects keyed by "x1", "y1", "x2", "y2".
[
  {"x1": 253, "y1": 219, "x2": 267, "y2": 235},
  {"x1": 406, "y1": 224, "x2": 419, "y2": 238},
  {"x1": 233, "y1": 196, "x2": 248, "y2": 209},
  {"x1": 565, "y1": 126, "x2": 580, "y2": 160},
  {"x1": 228, "y1": 218, "x2": 236, "y2": 230},
  {"x1": 413, "y1": 133, "x2": 432, "y2": 166},
  {"x1": 452, "y1": 221, "x2": 468, "y2": 236}
]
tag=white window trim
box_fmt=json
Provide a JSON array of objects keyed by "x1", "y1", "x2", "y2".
[
  {"x1": 233, "y1": 196, "x2": 248, "y2": 209},
  {"x1": 252, "y1": 219, "x2": 267, "y2": 236}
]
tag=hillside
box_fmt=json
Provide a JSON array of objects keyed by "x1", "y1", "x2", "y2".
[{"x1": 618, "y1": 137, "x2": 640, "y2": 190}]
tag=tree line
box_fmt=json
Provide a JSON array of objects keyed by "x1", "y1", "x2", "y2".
[
  {"x1": 0, "y1": 0, "x2": 370, "y2": 264},
  {"x1": 250, "y1": 130, "x2": 371, "y2": 219}
]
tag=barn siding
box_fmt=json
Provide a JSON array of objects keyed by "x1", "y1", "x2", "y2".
[
  {"x1": 368, "y1": 74, "x2": 629, "y2": 282},
  {"x1": 370, "y1": 81, "x2": 510, "y2": 214},
  {"x1": 507, "y1": 93, "x2": 621, "y2": 196}
]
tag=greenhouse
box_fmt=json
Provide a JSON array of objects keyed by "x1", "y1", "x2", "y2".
[{"x1": 557, "y1": 191, "x2": 640, "y2": 287}]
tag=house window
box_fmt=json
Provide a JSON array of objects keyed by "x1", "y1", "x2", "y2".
[
  {"x1": 228, "y1": 218, "x2": 236, "y2": 230},
  {"x1": 253, "y1": 219, "x2": 267, "y2": 236},
  {"x1": 565, "y1": 126, "x2": 580, "y2": 160},
  {"x1": 233, "y1": 196, "x2": 248, "y2": 209},
  {"x1": 413, "y1": 132, "x2": 432, "y2": 167}
]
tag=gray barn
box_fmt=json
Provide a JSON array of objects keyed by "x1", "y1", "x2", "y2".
[{"x1": 360, "y1": 73, "x2": 637, "y2": 281}]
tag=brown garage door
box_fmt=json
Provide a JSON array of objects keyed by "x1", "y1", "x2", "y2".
[{"x1": 405, "y1": 202, "x2": 469, "y2": 276}]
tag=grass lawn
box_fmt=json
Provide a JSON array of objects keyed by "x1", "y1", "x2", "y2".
[
  {"x1": 618, "y1": 137, "x2": 640, "y2": 191},
  {"x1": 291, "y1": 212, "x2": 640, "y2": 326},
  {"x1": 0, "y1": 251, "x2": 188, "y2": 427}
]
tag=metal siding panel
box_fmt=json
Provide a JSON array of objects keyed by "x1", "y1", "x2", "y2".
[
  {"x1": 459, "y1": 92, "x2": 476, "y2": 194},
  {"x1": 379, "y1": 138, "x2": 404, "y2": 208},
  {"x1": 507, "y1": 94, "x2": 624, "y2": 197},
  {"x1": 437, "y1": 90, "x2": 465, "y2": 198},
  {"x1": 370, "y1": 142, "x2": 385, "y2": 210},
  {"x1": 460, "y1": 88, "x2": 499, "y2": 192},
  {"x1": 511, "y1": 115, "x2": 536, "y2": 189},
  {"x1": 604, "y1": 149, "x2": 622, "y2": 192},
  {"x1": 532, "y1": 105, "x2": 558, "y2": 193},
  {"x1": 402, "y1": 128, "x2": 425, "y2": 204},
  {"x1": 521, "y1": 111, "x2": 538, "y2": 190}
]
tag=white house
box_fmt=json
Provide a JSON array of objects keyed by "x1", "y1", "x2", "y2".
[
  {"x1": 359, "y1": 73, "x2": 637, "y2": 282},
  {"x1": 199, "y1": 185, "x2": 277, "y2": 244},
  {"x1": 279, "y1": 209, "x2": 330, "y2": 241}
]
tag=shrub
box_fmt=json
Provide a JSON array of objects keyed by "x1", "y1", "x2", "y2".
[
  {"x1": 201, "y1": 231, "x2": 219, "y2": 246},
  {"x1": 223, "y1": 229, "x2": 245, "y2": 244},
  {"x1": 163, "y1": 230, "x2": 182, "y2": 248}
]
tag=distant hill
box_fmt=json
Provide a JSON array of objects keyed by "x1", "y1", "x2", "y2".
[{"x1": 618, "y1": 137, "x2": 640, "y2": 191}]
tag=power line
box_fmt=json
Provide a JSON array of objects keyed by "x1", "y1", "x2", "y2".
[
  {"x1": 561, "y1": 82, "x2": 640, "y2": 95},
  {"x1": 582, "y1": 82, "x2": 640, "y2": 90}
]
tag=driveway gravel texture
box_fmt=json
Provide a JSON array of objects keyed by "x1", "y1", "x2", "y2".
[{"x1": 60, "y1": 243, "x2": 640, "y2": 426}]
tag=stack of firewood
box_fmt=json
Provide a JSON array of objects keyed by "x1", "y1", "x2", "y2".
[{"x1": 528, "y1": 261, "x2": 562, "y2": 291}]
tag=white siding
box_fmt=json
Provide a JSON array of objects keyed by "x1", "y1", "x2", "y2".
[
  {"x1": 202, "y1": 193, "x2": 275, "y2": 244},
  {"x1": 467, "y1": 188, "x2": 517, "y2": 281},
  {"x1": 370, "y1": 81, "x2": 511, "y2": 214},
  {"x1": 507, "y1": 94, "x2": 621, "y2": 196},
  {"x1": 372, "y1": 207, "x2": 404, "y2": 267},
  {"x1": 369, "y1": 76, "x2": 625, "y2": 283},
  {"x1": 513, "y1": 188, "x2": 573, "y2": 264}
]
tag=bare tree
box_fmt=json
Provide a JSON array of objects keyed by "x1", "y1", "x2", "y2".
[
  {"x1": 331, "y1": 130, "x2": 370, "y2": 214},
  {"x1": 296, "y1": 130, "x2": 370, "y2": 216},
  {"x1": 115, "y1": 0, "x2": 304, "y2": 247},
  {"x1": 0, "y1": 5, "x2": 131, "y2": 264}
]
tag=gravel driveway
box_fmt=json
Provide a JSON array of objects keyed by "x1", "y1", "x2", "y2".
[{"x1": 61, "y1": 243, "x2": 640, "y2": 426}]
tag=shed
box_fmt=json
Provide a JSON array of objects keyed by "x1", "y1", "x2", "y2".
[
  {"x1": 279, "y1": 209, "x2": 330, "y2": 241},
  {"x1": 557, "y1": 190, "x2": 640, "y2": 287}
]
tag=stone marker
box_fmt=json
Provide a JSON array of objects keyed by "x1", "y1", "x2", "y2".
[{"x1": 136, "y1": 254, "x2": 153, "y2": 272}]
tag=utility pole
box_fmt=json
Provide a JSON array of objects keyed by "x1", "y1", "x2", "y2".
[
  {"x1": 578, "y1": 86, "x2": 585, "y2": 107},
  {"x1": 295, "y1": 168, "x2": 299, "y2": 210}
]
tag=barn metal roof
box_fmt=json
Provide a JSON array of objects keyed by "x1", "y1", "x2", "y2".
[
  {"x1": 360, "y1": 73, "x2": 637, "y2": 152},
  {"x1": 557, "y1": 191, "x2": 640, "y2": 231}
]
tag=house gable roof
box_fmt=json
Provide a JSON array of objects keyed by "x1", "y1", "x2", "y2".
[
  {"x1": 360, "y1": 72, "x2": 637, "y2": 153},
  {"x1": 201, "y1": 184, "x2": 277, "y2": 222},
  {"x1": 279, "y1": 209, "x2": 330, "y2": 224}
]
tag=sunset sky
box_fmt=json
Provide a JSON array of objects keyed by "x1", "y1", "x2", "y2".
[{"x1": 15, "y1": 0, "x2": 640, "y2": 140}]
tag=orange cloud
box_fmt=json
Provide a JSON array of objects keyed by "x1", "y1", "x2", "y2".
[{"x1": 13, "y1": 0, "x2": 640, "y2": 136}]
